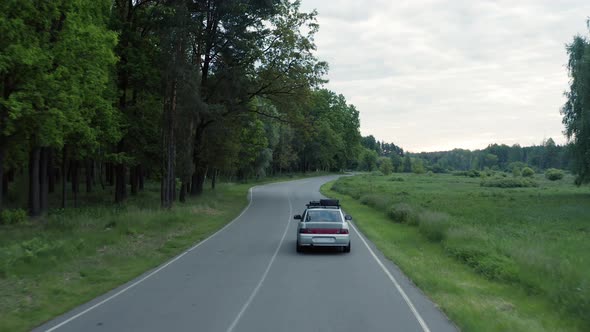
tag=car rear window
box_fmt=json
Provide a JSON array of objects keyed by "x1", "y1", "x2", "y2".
[{"x1": 306, "y1": 210, "x2": 342, "y2": 222}]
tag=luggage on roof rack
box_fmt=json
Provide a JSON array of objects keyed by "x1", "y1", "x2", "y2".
[{"x1": 306, "y1": 199, "x2": 340, "y2": 208}]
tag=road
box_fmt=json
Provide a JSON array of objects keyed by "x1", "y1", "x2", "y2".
[{"x1": 36, "y1": 176, "x2": 457, "y2": 332}]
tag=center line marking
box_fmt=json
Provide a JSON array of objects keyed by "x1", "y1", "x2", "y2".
[{"x1": 226, "y1": 190, "x2": 293, "y2": 332}]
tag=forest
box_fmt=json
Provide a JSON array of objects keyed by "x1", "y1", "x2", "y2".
[{"x1": 0, "y1": 0, "x2": 363, "y2": 215}]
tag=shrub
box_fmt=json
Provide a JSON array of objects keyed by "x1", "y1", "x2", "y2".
[
  {"x1": 443, "y1": 226, "x2": 518, "y2": 282},
  {"x1": 379, "y1": 158, "x2": 393, "y2": 175},
  {"x1": 387, "y1": 203, "x2": 415, "y2": 223},
  {"x1": 480, "y1": 177, "x2": 538, "y2": 188},
  {"x1": 389, "y1": 177, "x2": 404, "y2": 182},
  {"x1": 452, "y1": 170, "x2": 480, "y2": 177},
  {"x1": 0, "y1": 209, "x2": 28, "y2": 225},
  {"x1": 512, "y1": 167, "x2": 522, "y2": 177},
  {"x1": 359, "y1": 194, "x2": 389, "y2": 210},
  {"x1": 418, "y1": 211, "x2": 450, "y2": 242},
  {"x1": 545, "y1": 168, "x2": 564, "y2": 181},
  {"x1": 521, "y1": 167, "x2": 535, "y2": 177}
]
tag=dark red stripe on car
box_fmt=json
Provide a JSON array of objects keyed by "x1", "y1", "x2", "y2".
[{"x1": 300, "y1": 228, "x2": 349, "y2": 234}]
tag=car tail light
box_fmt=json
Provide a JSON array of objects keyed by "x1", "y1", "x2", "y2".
[
  {"x1": 339, "y1": 229, "x2": 349, "y2": 234},
  {"x1": 299, "y1": 228, "x2": 309, "y2": 234}
]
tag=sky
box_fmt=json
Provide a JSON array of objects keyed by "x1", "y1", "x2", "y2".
[{"x1": 299, "y1": 0, "x2": 590, "y2": 152}]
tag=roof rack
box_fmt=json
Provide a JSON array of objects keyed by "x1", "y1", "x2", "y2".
[{"x1": 306, "y1": 199, "x2": 340, "y2": 208}]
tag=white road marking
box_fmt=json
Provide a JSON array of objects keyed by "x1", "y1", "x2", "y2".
[
  {"x1": 349, "y1": 221, "x2": 432, "y2": 332},
  {"x1": 43, "y1": 187, "x2": 258, "y2": 332},
  {"x1": 226, "y1": 191, "x2": 293, "y2": 332}
]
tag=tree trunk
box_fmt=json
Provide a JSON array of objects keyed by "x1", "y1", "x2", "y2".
[
  {"x1": 61, "y1": 147, "x2": 67, "y2": 208},
  {"x1": 191, "y1": 168, "x2": 206, "y2": 196},
  {"x1": 0, "y1": 148, "x2": 4, "y2": 211},
  {"x1": 39, "y1": 147, "x2": 49, "y2": 213},
  {"x1": 71, "y1": 160, "x2": 79, "y2": 208},
  {"x1": 115, "y1": 163, "x2": 127, "y2": 203},
  {"x1": 48, "y1": 149, "x2": 55, "y2": 193},
  {"x1": 28, "y1": 147, "x2": 41, "y2": 217},
  {"x1": 130, "y1": 165, "x2": 138, "y2": 195},
  {"x1": 179, "y1": 182, "x2": 187, "y2": 202},
  {"x1": 106, "y1": 162, "x2": 114, "y2": 186},
  {"x1": 98, "y1": 161, "x2": 105, "y2": 190},
  {"x1": 86, "y1": 159, "x2": 93, "y2": 193},
  {"x1": 211, "y1": 168, "x2": 217, "y2": 190},
  {"x1": 161, "y1": 74, "x2": 178, "y2": 208},
  {"x1": 138, "y1": 164, "x2": 144, "y2": 190}
]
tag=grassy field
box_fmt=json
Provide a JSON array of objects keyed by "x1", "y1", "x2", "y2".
[
  {"x1": 322, "y1": 172, "x2": 590, "y2": 332},
  {"x1": 0, "y1": 173, "x2": 325, "y2": 332}
]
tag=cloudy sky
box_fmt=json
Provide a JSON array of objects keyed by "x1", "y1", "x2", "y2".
[{"x1": 299, "y1": 0, "x2": 590, "y2": 152}]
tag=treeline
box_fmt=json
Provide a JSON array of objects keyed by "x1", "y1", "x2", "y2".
[
  {"x1": 0, "y1": 0, "x2": 362, "y2": 215},
  {"x1": 408, "y1": 138, "x2": 570, "y2": 173},
  {"x1": 358, "y1": 137, "x2": 571, "y2": 174}
]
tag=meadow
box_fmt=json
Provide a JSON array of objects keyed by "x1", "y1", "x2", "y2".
[{"x1": 324, "y1": 171, "x2": 590, "y2": 331}]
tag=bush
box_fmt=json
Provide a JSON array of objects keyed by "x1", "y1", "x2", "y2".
[
  {"x1": 512, "y1": 167, "x2": 522, "y2": 177},
  {"x1": 379, "y1": 158, "x2": 393, "y2": 175},
  {"x1": 443, "y1": 227, "x2": 518, "y2": 282},
  {"x1": 387, "y1": 203, "x2": 415, "y2": 223},
  {"x1": 521, "y1": 167, "x2": 535, "y2": 177},
  {"x1": 418, "y1": 211, "x2": 450, "y2": 242},
  {"x1": 359, "y1": 194, "x2": 390, "y2": 210},
  {"x1": 480, "y1": 177, "x2": 538, "y2": 188},
  {"x1": 0, "y1": 209, "x2": 28, "y2": 225},
  {"x1": 389, "y1": 177, "x2": 404, "y2": 182},
  {"x1": 452, "y1": 170, "x2": 481, "y2": 177},
  {"x1": 545, "y1": 168, "x2": 564, "y2": 181}
]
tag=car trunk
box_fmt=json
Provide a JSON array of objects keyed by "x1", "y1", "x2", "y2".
[{"x1": 304, "y1": 222, "x2": 343, "y2": 234}]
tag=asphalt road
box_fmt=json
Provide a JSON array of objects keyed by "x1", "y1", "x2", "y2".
[{"x1": 36, "y1": 176, "x2": 457, "y2": 332}]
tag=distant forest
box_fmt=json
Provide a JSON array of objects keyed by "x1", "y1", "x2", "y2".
[{"x1": 359, "y1": 135, "x2": 570, "y2": 174}]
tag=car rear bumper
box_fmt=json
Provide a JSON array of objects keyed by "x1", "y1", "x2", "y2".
[{"x1": 297, "y1": 234, "x2": 350, "y2": 247}]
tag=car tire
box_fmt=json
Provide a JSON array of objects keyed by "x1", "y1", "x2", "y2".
[
  {"x1": 344, "y1": 242, "x2": 351, "y2": 253},
  {"x1": 296, "y1": 241, "x2": 303, "y2": 253}
]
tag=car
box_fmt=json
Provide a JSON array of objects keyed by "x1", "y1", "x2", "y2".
[{"x1": 294, "y1": 199, "x2": 352, "y2": 253}]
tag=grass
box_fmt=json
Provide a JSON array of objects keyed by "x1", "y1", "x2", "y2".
[
  {"x1": 0, "y1": 172, "x2": 330, "y2": 332},
  {"x1": 322, "y1": 172, "x2": 590, "y2": 332}
]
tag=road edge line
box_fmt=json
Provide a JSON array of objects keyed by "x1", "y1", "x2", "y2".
[{"x1": 349, "y1": 221, "x2": 432, "y2": 332}]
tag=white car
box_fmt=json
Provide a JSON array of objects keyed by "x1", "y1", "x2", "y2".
[{"x1": 295, "y1": 199, "x2": 352, "y2": 253}]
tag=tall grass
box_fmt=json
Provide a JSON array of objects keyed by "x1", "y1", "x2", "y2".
[{"x1": 330, "y1": 172, "x2": 590, "y2": 329}]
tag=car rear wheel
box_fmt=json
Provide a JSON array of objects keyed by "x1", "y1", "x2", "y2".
[
  {"x1": 296, "y1": 241, "x2": 303, "y2": 253},
  {"x1": 343, "y1": 242, "x2": 351, "y2": 253}
]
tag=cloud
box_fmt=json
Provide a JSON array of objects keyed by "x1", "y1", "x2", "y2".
[{"x1": 300, "y1": 0, "x2": 590, "y2": 152}]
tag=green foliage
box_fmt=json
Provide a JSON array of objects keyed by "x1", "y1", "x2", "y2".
[
  {"x1": 359, "y1": 194, "x2": 390, "y2": 210},
  {"x1": 389, "y1": 176, "x2": 405, "y2": 182},
  {"x1": 453, "y1": 169, "x2": 481, "y2": 177},
  {"x1": 418, "y1": 211, "x2": 450, "y2": 242},
  {"x1": 379, "y1": 157, "x2": 393, "y2": 175},
  {"x1": 403, "y1": 155, "x2": 412, "y2": 172},
  {"x1": 562, "y1": 32, "x2": 590, "y2": 185},
  {"x1": 0, "y1": 209, "x2": 27, "y2": 225},
  {"x1": 387, "y1": 203, "x2": 416, "y2": 223},
  {"x1": 480, "y1": 177, "x2": 538, "y2": 188},
  {"x1": 358, "y1": 148, "x2": 378, "y2": 171},
  {"x1": 545, "y1": 168, "x2": 565, "y2": 181},
  {"x1": 512, "y1": 167, "x2": 522, "y2": 177},
  {"x1": 522, "y1": 167, "x2": 535, "y2": 177},
  {"x1": 412, "y1": 158, "x2": 426, "y2": 174}
]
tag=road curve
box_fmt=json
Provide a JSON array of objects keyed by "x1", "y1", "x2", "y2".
[{"x1": 35, "y1": 176, "x2": 457, "y2": 332}]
